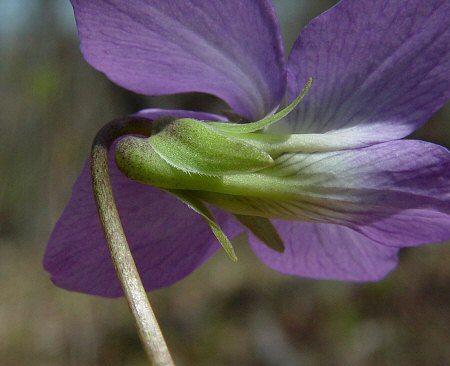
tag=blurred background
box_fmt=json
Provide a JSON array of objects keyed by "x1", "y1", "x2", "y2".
[{"x1": 1, "y1": 1, "x2": 449, "y2": 365}]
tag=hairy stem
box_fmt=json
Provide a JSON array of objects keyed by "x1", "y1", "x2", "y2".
[{"x1": 91, "y1": 116, "x2": 174, "y2": 366}]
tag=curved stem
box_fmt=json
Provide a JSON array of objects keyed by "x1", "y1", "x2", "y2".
[{"x1": 91, "y1": 116, "x2": 175, "y2": 366}]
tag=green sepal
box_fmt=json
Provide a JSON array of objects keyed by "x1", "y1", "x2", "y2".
[
  {"x1": 234, "y1": 214, "x2": 285, "y2": 253},
  {"x1": 209, "y1": 77, "x2": 313, "y2": 134},
  {"x1": 214, "y1": 130, "x2": 359, "y2": 157},
  {"x1": 149, "y1": 118, "x2": 273, "y2": 175},
  {"x1": 166, "y1": 190, "x2": 238, "y2": 262}
]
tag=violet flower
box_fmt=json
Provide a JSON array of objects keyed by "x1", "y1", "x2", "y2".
[{"x1": 44, "y1": 0, "x2": 450, "y2": 297}]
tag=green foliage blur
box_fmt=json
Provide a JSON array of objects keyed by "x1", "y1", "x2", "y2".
[{"x1": 1, "y1": 1, "x2": 449, "y2": 365}]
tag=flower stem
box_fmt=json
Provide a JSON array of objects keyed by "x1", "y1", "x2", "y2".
[{"x1": 91, "y1": 116, "x2": 175, "y2": 366}]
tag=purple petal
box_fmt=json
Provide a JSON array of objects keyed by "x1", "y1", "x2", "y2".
[
  {"x1": 70, "y1": 0, "x2": 286, "y2": 120},
  {"x1": 44, "y1": 110, "x2": 238, "y2": 297},
  {"x1": 249, "y1": 221, "x2": 399, "y2": 282},
  {"x1": 270, "y1": 140, "x2": 450, "y2": 247},
  {"x1": 357, "y1": 208, "x2": 450, "y2": 248},
  {"x1": 282, "y1": 0, "x2": 450, "y2": 145}
]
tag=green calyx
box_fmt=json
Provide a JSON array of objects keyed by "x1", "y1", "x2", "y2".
[
  {"x1": 149, "y1": 118, "x2": 273, "y2": 175},
  {"x1": 115, "y1": 79, "x2": 315, "y2": 260}
]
